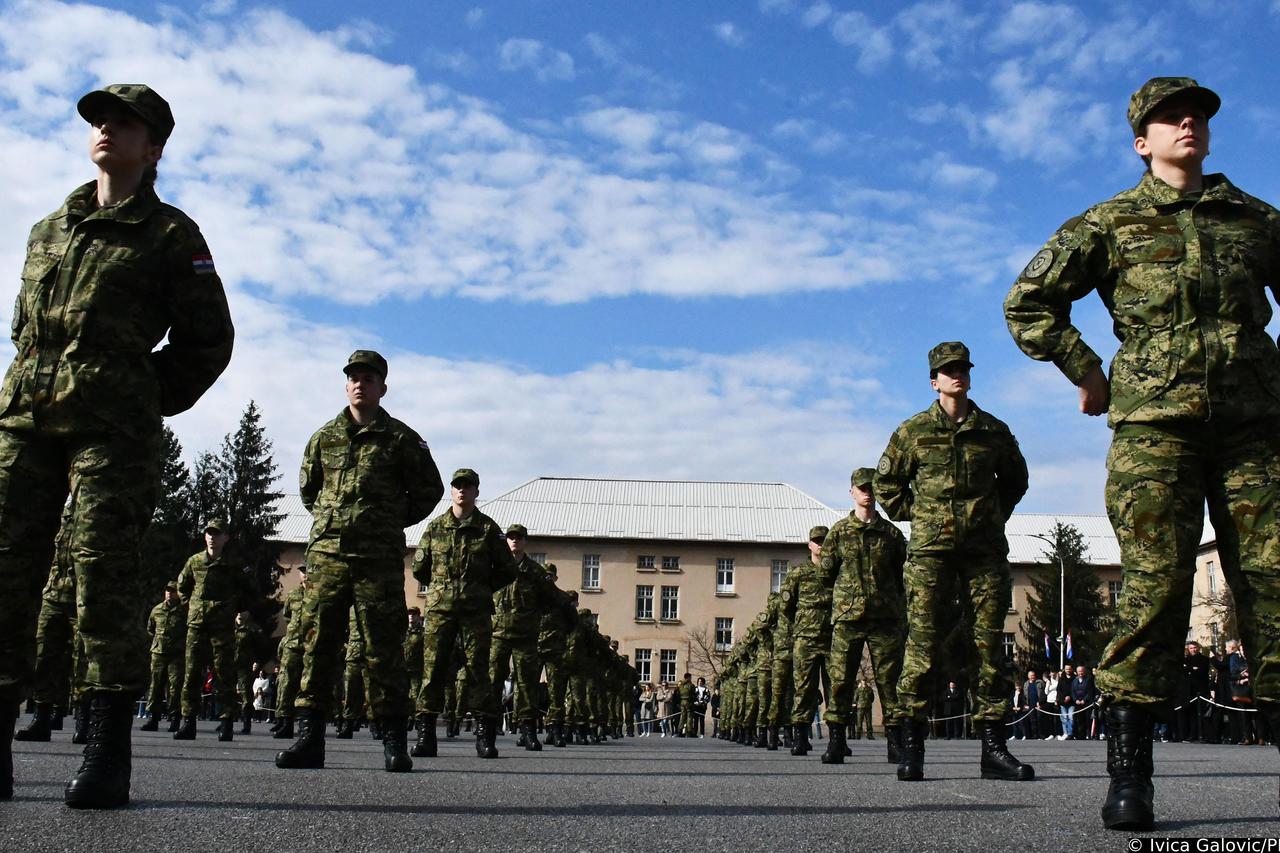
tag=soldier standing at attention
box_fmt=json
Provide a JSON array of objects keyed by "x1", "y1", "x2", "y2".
[
  {"x1": 233, "y1": 611, "x2": 263, "y2": 734},
  {"x1": 403, "y1": 607, "x2": 424, "y2": 713},
  {"x1": 767, "y1": 582, "x2": 795, "y2": 750},
  {"x1": 489, "y1": 524, "x2": 558, "y2": 751},
  {"x1": 1004, "y1": 78, "x2": 1280, "y2": 830},
  {"x1": 538, "y1": 575, "x2": 575, "y2": 747},
  {"x1": 276, "y1": 350, "x2": 443, "y2": 772},
  {"x1": 854, "y1": 678, "x2": 876, "y2": 742},
  {"x1": 820, "y1": 467, "x2": 907, "y2": 766},
  {"x1": 0, "y1": 83, "x2": 233, "y2": 808},
  {"x1": 411, "y1": 469, "x2": 517, "y2": 760},
  {"x1": 174, "y1": 519, "x2": 247, "y2": 743},
  {"x1": 140, "y1": 584, "x2": 186, "y2": 732},
  {"x1": 876, "y1": 342, "x2": 1031, "y2": 783},
  {"x1": 270, "y1": 565, "x2": 307, "y2": 740},
  {"x1": 780, "y1": 525, "x2": 832, "y2": 757}
]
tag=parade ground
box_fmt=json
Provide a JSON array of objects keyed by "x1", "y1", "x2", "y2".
[{"x1": 5, "y1": 722, "x2": 1279, "y2": 852}]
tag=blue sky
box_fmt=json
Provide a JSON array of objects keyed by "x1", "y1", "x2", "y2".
[{"x1": 2, "y1": 0, "x2": 1279, "y2": 517}]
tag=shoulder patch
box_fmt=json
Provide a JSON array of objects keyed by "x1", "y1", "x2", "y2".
[
  {"x1": 191, "y1": 253, "x2": 216, "y2": 275},
  {"x1": 1021, "y1": 248, "x2": 1053, "y2": 280},
  {"x1": 877, "y1": 455, "x2": 891, "y2": 475}
]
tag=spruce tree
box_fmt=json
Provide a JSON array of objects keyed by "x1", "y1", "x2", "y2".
[
  {"x1": 1017, "y1": 522, "x2": 1110, "y2": 672},
  {"x1": 136, "y1": 424, "x2": 195, "y2": 602}
]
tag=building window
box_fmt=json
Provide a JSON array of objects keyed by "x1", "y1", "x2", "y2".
[
  {"x1": 659, "y1": 649, "x2": 677, "y2": 684},
  {"x1": 634, "y1": 648, "x2": 652, "y2": 683},
  {"x1": 1210, "y1": 623, "x2": 1220, "y2": 650},
  {"x1": 637, "y1": 555, "x2": 656, "y2": 571},
  {"x1": 1108, "y1": 580, "x2": 1123, "y2": 607},
  {"x1": 1002, "y1": 632, "x2": 1016, "y2": 661},
  {"x1": 1206, "y1": 560, "x2": 1216, "y2": 595},
  {"x1": 530, "y1": 552, "x2": 547, "y2": 566},
  {"x1": 770, "y1": 559, "x2": 788, "y2": 593},
  {"x1": 635, "y1": 585, "x2": 654, "y2": 621},
  {"x1": 715, "y1": 617, "x2": 734, "y2": 651},
  {"x1": 716, "y1": 558, "x2": 735, "y2": 594},
  {"x1": 417, "y1": 581, "x2": 428, "y2": 595},
  {"x1": 660, "y1": 586, "x2": 679, "y2": 621},
  {"x1": 661, "y1": 555, "x2": 681, "y2": 572},
  {"x1": 582, "y1": 554, "x2": 601, "y2": 590}
]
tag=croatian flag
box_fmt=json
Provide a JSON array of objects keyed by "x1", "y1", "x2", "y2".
[
  {"x1": 1065, "y1": 631, "x2": 1074, "y2": 660},
  {"x1": 1044, "y1": 632, "x2": 1051, "y2": 660},
  {"x1": 192, "y1": 253, "x2": 216, "y2": 274}
]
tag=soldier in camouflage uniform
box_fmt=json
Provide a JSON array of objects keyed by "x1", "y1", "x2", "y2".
[
  {"x1": 854, "y1": 678, "x2": 875, "y2": 741},
  {"x1": 337, "y1": 607, "x2": 367, "y2": 738},
  {"x1": 1005, "y1": 77, "x2": 1280, "y2": 830},
  {"x1": 270, "y1": 565, "x2": 307, "y2": 740},
  {"x1": 565, "y1": 607, "x2": 598, "y2": 744},
  {"x1": 412, "y1": 468, "x2": 517, "y2": 760},
  {"x1": 140, "y1": 584, "x2": 185, "y2": 732},
  {"x1": 539, "y1": 580, "x2": 576, "y2": 747},
  {"x1": 403, "y1": 608, "x2": 423, "y2": 712},
  {"x1": 780, "y1": 525, "x2": 832, "y2": 756},
  {"x1": 767, "y1": 585, "x2": 794, "y2": 749},
  {"x1": 233, "y1": 611, "x2": 263, "y2": 734},
  {"x1": 752, "y1": 612, "x2": 774, "y2": 747},
  {"x1": 0, "y1": 83, "x2": 233, "y2": 808},
  {"x1": 490, "y1": 524, "x2": 558, "y2": 751},
  {"x1": 277, "y1": 351, "x2": 443, "y2": 773},
  {"x1": 876, "y1": 341, "x2": 1031, "y2": 784},
  {"x1": 820, "y1": 467, "x2": 907, "y2": 765},
  {"x1": 174, "y1": 520, "x2": 248, "y2": 743}
]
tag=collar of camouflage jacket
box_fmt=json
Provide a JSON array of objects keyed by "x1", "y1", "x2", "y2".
[
  {"x1": 63, "y1": 179, "x2": 161, "y2": 225},
  {"x1": 1137, "y1": 170, "x2": 1237, "y2": 208}
]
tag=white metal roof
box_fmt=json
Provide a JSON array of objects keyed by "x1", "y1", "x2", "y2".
[{"x1": 269, "y1": 478, "x2": 1120, "y2": 564}]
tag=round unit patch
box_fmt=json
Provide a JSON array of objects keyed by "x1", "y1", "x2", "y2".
[
  {"x1": 1022, "y1": 248, "x2": 1054, "y2": 279},
  {"x1": 877, "y1": 455, "x2": 892, "y2": 475}
]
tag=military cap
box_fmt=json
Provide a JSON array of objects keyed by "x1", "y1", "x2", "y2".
[
  {"x1": 1128, "y1": 77, "x2": 1220, "y2": 136},
  {"x1": 851, "y1": 467, "x2": 876, "y2": 489},
  {"x1": 164, "y1": 582, "x2": 178, "y2": 593},
  {"x1": 577, "y1": 607, "x2": 593, "y2": 617},
  {"x1": 407, "y1": 606, "x2": 420, "y2": 615},
  {"x1": 344, "y1": 349, "x2": 388, "y2": 381},
  {"x1": 450, "y1": 468, "x2": 480, "y2": 487},
  {"x1": 505, "y1": 523, "x2": 528, "y2": 539},
  {"x1": 928, "y1": 341, "x2": 973, "y2": 373},
  {"x1": 566, "y1": 588, "x2": 578, "y2": 600},
  {"x1": 77, "y1": 84, "x2": 175, "y2": 143},
  {"x1": 203, "y1": 518, "x2": 228, "y2": 533},
  {"x1": 808, "y1": 525, "x2": 829, "y2": 543}
]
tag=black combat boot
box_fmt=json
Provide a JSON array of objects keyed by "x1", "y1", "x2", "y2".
[
  {"x1": 446, "y1": 716, "x2": 460, "y2": 738},
  {"x1": 139, "y1": 706, "x2": 161, "y2": 732},
  {"x1": 754, "y1": 726, "x2": 768, "y2": 748},
  {"x1": 790, "y1": 724, "x2": 811, "y2": 756},
  {"x1": 866, "y1": 723, "x2": 874, "y2": 741},
  {"x1": 885, "y1": 724, "x2": 902, "y2": 764},
  {"x1": 14, "y1": 702, "x2": 54, "y2": 742},
  {"x1": 336, "y1": 719, "x2": 353, "y2": 739},
  {"x1": 766, "y1": 725, "x2": 779, "y2": 751},
  {"x1": 381, "y1": 718, "x2": 412, "y2": 772},
  {"x1": 273, "y1": 717, "x2": 294, "y2": 739},
  {"x1": 51, "y1": 706, "x2": 64, "y2": 731},
  {"x1": 64, "y1": 693, "x2": 134, "y2": 809},
  {"x1": 979, "y1": 720, "x2": 1034, "y2": 781},
  {"x1": 167, "y1": 713, "x2": 180, "y2": 734},
  {"x1": 2, "y1": 698, "x2": 17, "y2": 801},
  {"x1": 1101, "y1": 704, "x2": 1154, "y2": 831},
  {"x1": 463, "y1": 716, "x2": 473, "y2": 733},
  {"x1": 897, "y1": 719, "x2": 926, "y2": 781},
  {"x1": 781, "y1": 726, "x2": 793, "y2": 749},
  {"x1": 217, "y1": 717, "x2": 234, "y2": 742},
  {"x1": 239, "y1": 708, "x2": 252, "y2": 735},
  {"x1": 516, "y1": 723, "x2": 528, "y2": 748},
  {"x1": 173, "y1": 716, "x2": 196, "y2": 741},
  {"x1": 820, "y1": 723, "x2": 846, "y2": 764},
  {"x1": 576, "y1": 724, "x2": 591, "y2": 745},
  {"x1": 522, "y1": 720, "x2": 543, "y2": 751},
  {"x1": 844, "y1": 724, "x2": 853, "y2": 756},
  {"x1": 71, "y1": 701, "x2": 90, "y2": 745},
  {"x1": 411, "y1": 714, "x2": 437, "y2": 758},
  {"x1": 552, "y1": 722, "x2": 567, "y2": 748},
  {"x1": 369, "y1": 719, "x2": 383, "y2": 741},
  {"x1": 476, "y1": 717, "x2": 499, "y2": 758},
  {"x1": 270, "y1": 715, "x2": 284, "y2": 733},
  {"x1": 275, "y1": 711, "x2": 325, "y2": 769}
]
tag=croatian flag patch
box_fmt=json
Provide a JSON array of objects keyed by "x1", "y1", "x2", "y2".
[{"x1": 192, "y1": 254, "x2": 216, "y2": 274}]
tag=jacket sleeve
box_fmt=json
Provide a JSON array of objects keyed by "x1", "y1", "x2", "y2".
[
  {"x1": 299, "y1": 431, "x2": 322, "y2": 514},
  {"x1": 151, "y1": 225, "x2": 234, "y2": 416},
  {"x1": 488, "y1": 523, "x2": 519, "y2": 589},
  {"x1": 875, "y1": 427, "x2": 915, "y2": 522},
  {"x1": 401, "y1": 428, "x2": 444, "y2": 527},
  {"x1": 1003, "y1": 214, "x2": 1110, "y2": 385},
  {"x1": 176, "y1": 560, "x2": 194, "y2": 601},
  {"x1": 411, "y1": 531, "x2": 432, "y2": 585},
  {"x1": 996, "y1": 427, "x2": 1030, "y2": 520}
]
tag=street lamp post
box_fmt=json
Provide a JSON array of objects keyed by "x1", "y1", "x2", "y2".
[{"x1": 1029, "y1": 532, "x2": 1065, "y2": 672}]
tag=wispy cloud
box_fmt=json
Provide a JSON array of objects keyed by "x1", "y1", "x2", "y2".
[
  {"x1": 829, "y1": 11, "x2": 893, "y2": 72},
  {"x1": 464, "y1": 7, "x2": 484, "y2": 28},
  {"x1": 712, "y1": 21, "x2": 747, "y2": 47},
  {"x1": 771, "y1": 118, "x2": 846, "y2": 155},
  {"x1": 498, "y1": 37, "x2": 575, "y2": 82},
  {"x1": 800, "y1": 2, "x2": 832, "y2": 28}
]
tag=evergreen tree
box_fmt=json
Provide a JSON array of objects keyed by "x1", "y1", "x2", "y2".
[
  {"x1": 187, "y1": 450, "x2": 223, "y2": 545},
  {"x1": 1017, "y1": 522, "x2": 1110, "y2": 672},
  {"x1": 136, "y1": 425, "x2": 195, "y2": 602}
]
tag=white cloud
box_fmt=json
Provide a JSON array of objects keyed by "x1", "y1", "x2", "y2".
[
  {"x1": 423, "y1": 47, "x2": 474, "y2": 74},
  {"x1": 895, "y1": 0, "x2": 978, "y2": 71},
  {"x1": 920, "y1": 155, "x2": 998, "y2": 195},
  {"x1": 465, "y1": 7, "x2": 484, "y2": 28},
  {"x1": 829, "y1": 11, "x2": 893, "y2": 72},
  {"x1": 582, "y1": 32, "x2": 684, "y2": 104},
  {"x1": 498, "y1": 37, "x2": 575, "y2": 82},
  {"x1": 758, "y1": 0, "x2": 796, "y2": 13},
  {"x1": 800, "y1": 1, "x2": 832, "y2": 28},
  {"x1": 771, "y1": 118, "x2": 846, "y2": 155},
  {"x1": 712, "y1": 21, "x2": 747, "y2": 47},
  {"x1": 980, "y1": 59, "x2": 1111, "y2": 165}
]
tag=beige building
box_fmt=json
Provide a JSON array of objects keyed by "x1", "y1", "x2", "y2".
[{"x1": 271, "y1": 477, "x2": 1124, "y2": 686}]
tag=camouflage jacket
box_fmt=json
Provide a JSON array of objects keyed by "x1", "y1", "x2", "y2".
[
  {"x1": 176, "y1": 548, "x2": 248, "y2": 626},
  {"x1": 855, "y1": 683, "x2": 874, "y2": 708},
  {"x1": 767, "y1": 590, "x2": 792, "y2": 660},
  {"x1": 753, "y1": 619, "x2": 774, "y2": 671},
  {"x1": 537, "y1": 587, "x2": 577, "y2": 658},
  {"x1": 412, "y1": 508, "x2": 518, "y2": 615},
  {"x1": 147, "y1": 599, "x2": 187, "y2": 656},
  {"x1": 492, "y1": 555, "x2": 559, "y2": 641},
  {"x1": 779, "y1": 559, "x2": 833, "y2": 641},
  {"x1": 565, "y1": 613, "x2": 596, "y2": 666},
  {"x1": 301, "y1": 406, "x2": 443, "y2": 560},
  {"x1": 403, "y1": 624, "x2": 423, "y2": 671},
  {"x1": 875, "y1": 401, "x2": 1027, "y2": 556},
  {"x1": 39, "y1": 556, "x2": 75, "y2": 607},
  {"x1": 1, "y1": 181, "x2": 233, "y2": 438},
  {"x1": 235, "y1": 621, "x2": 262, "y2": 670},
  {"x1": 823, "y1": 510, "x2": 907, "y2": 623},
  {"x1": 677, "y1": 678, "x2": 695, "y2": 703},
  {"x1": 1005, "y1": 172, "x2": 1280, "y2": 427},
  {"x1": 279, "y1": 585, "x2": 306, "y2": 649}
]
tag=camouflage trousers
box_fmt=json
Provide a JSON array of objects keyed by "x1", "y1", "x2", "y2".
[
  {"x1": 755, "y1": 666, "x2": 773, "y2": 729},
  {"x1": 32, "y1": 590, "x2": 78, "y2": 707},
  {"x1": 896, "y1": 550, "x2": 1013, "y2": 723},
  {"x1": 295, "y1": 551, "x2": 411, "y2": 720},
  {"x1": 490, "y1": 635, "x2": 541, "y2": 723},
  {"x1": 824, "y1": 619, "x2": 904, "y2": 727},
  {"x1": 274, "y1": 637, "x2": 303, "y2": 718},
  {"x1": 341, "y1": 658, "x2": 366, "y2": 721},
  {"x1": 0, "y1": 426, "x2": 160, "y2": 701},
  {"x1": 1097, "y1": 419, "x2": 1280, "y2": 719},
  {"x1": 768, "y1": 657, "x2": 793, "y2": 727},
  {"x1": 181, "y1": 620, "x2": 237, "y2": 719},
  {"x1": 237, "y1": 667, "x2": 255, "y2": 718},
  {"x1": 419, "y1": 609, "x2": 499, "y2": 718},
  {"x1": 789, "y1": 633, "x2": 831, "y2": 726},
  {"x1": 855, "y1": 699, "x2": 873, "y2": 737},
  {"x1": 146, "y1": 652, "x2": 182, "y2": 716},
  {"x1": 542, "y1": 656, "x2": 568, "y2": 723},
  {"x1": 743, "y1": 675, "x2": 760, "y2": 728}
]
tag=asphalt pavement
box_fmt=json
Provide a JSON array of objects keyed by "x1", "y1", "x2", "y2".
[{"x1": 5, "y1": 721, "x2": 1279, "y2": 852}]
